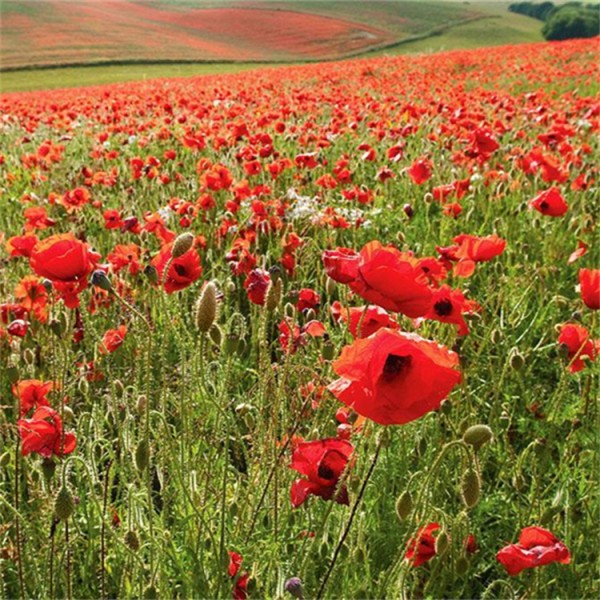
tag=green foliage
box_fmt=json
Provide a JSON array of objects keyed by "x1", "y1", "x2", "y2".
[{"x1": 542, "y1": 4, "x2": 600, "y2": 39}]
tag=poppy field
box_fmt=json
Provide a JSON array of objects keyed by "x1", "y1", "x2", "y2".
[{"x1": 0, "y1": 38, "x2": 599, "y2": 599}]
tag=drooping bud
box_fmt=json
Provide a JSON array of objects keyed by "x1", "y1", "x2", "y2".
[
  {"x1": 144, "y1": 264, "x2": 159, "y2": 285},
  {"x1": 136, "y1": 394, "x2": 147, "y2": 416},
  {"x1": 395, "y1": 490, "x2": 413, "y2": 521},
  {"x1": 461, "y1": 468, "x2": 481, "y2": 508},
  {"x1": 509, "y1": 347, "x2": 525, "y2": 370},
  {"x1": 209, "y1": 323, "x2": 223, "y2": 347},
  {"x1": 435, "y1": 529, "x2": 450, "y2": 555},
  {"x1": 304, "y1": 308, "x2": 317, "y2": 321},
  {"x1": 171, "y1": 232, "x2": 194, "y2": 258},
  {"x1": 194, "y1": 281, "x2": 218, "y2": 333},
  {"x1": 54, "y1": 485, "x2": 75, "y2": 521},
  {"x1": 463, "y1": 425, "x2": 493, "y2": 451},
  {"x1": 91, "y1": 269, "x2": 112, "y2": 291}
]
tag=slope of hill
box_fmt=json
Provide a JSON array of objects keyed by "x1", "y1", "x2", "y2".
[{"x1": 0, "y1": 0, "x2": 484, "y2": 69}]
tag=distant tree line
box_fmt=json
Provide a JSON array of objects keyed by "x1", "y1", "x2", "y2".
[{"x1": 508, "y1": 2, "x2": 599, "y2": 40}]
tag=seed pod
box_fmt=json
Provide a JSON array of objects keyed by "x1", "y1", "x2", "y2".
[
  {"x1": 395, "y1": 491, "x2": 413, "y2": 521},
  {"x1": 266, "y1": 278, "x2": 283, "y2": 312},
  {"x1": 124, "y1": 530, "x2": 140, "y2": 552},
  {"x1": 435, "y1": 529, "x2": 450, "y2": 555},
  {"x1": 461, "y1": 468, "x2": 481, "y2": 508},
  {"x1": 463, "y1": 425, "x2": 493, "y2": 451},
  {"x1": 194, "y1": 281, "x2": 218, "y2": 333},
  {"x1": 135, "y1": 439, "x2": 149, "y2": 472},
  {"x1": 171, "y1": 232, "x2": 194, "y2": 258},
  {"x1": 54, "y1": 485, "x2": 75, "y2": 521}
]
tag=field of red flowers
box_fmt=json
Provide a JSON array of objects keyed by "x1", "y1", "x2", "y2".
[{"x1": 0, "y1": 39, "x2": 598, "y2": 599}]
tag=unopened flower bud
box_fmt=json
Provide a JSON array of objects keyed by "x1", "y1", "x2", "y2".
[
  {"x1": 435, "y1": 529, "x2": 450, "y2": 555},
  {"x1": 461, "y1": 468, "x2": 481, "y2": 508},
  {"x1": 304, "y1": 308, "x2": 317, "y2": 321},
  {"x1": 322, "y1": 341, "x2": 335, "y2": 361},
  {"x1": 23, "y1": 348, "x2": 35, "y2": 366},
  {"x1": 209, "y1": 323, "x2": 223, "y2": 346},
  {"x1": 284, "y1": 302, "x2": 295, "y2": 319},
  {"x1": 135, "y1": 439, "x2": 149, "y2": 472},
  {"x1": 403, "y1": 203, "x2": 414, "y2": 218},
  {"x1": 136, "y1": 394, "x2": 147, "y2": 415},
  {"x1": 124, "y1": 530, "x2": 140, "y2": 552},
  {"x1": 266, "y1": 278, "x2": 283, "y2": 312},
  {"x1": 463, "y1": 424, "x2": 493, "y2": 451},
  {"x1": 144, "y1": 264, "x2": 159, "y2": 285},
  {"x1": 91, "y1": 269, "x2": 112, "y2": 291},
  {"x1": 395, "y1": 491, "x2": 413, "y2": 521},
  {"x1": 172, "y1": 232, "x2": 194, "y2": 258},
  {"x1": 509, "y1": 348, "x2": 525, "y2": 370},
  {"x1": 54, "y1": 485, "x2": 75, "y2": 521},
  {"x1": 325, "y1": 277, "x2": 336, "y2": 296},
  {"x1": 194, "y1": 281, "x2": 218, "y2": 333}
]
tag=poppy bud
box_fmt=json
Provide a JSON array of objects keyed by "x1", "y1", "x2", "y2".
[
  {"x1": 461, "y1": 468, "x2": 481, "y2": 508},
  {"x1": 54, "y1": 485, "x2": 75, "y2": 521},
  {"x1": 194, "y1": 281, "x2": 218, "y2": 333},
  {"x1": 269, "y1": 265, "x2": 282, "y2": 283},
  {"x1": 396, "y1": 231, "x2": 405, "y2": 244},
  {"x1": 266, "y1": 278, "x2": 283, "y2": 312},
  {"x1": 209, "y1": 323, "x2": 223, "y2": 347},
  {"x1": 143, "y1": 584, "x2": 158, "y2": 600},
  {"x1": 39, "y1": 460, "x2": 56, "y2": 484},
  {"x1": 456, "y1": 556, "x2": 469, "y2": 575},
  {"x1": 223, "y1": 334, "x2": 240, "y2": 355},
  {"x1": 499, "y1": 411, "x2": 510, "y2": 431},
  {"x1": 172, "y1": 232, "x2": 194, "y2": 258},
  {"x1": 63, "y1": 406, "x2": 75, "y2": 423},
  {"x1": 440, "y1": 399, "x2": 452, "y2": 415},
  {"x1": 509, "y1": 348, "x2": 525, "y2": 370},
  {"x1": 225, "y1": 279, "x2": 236, "y2": 295},
  {"x1": 135, "y1": 439, "x2": 149, "y2": 472},
  {"x1": 490, "y1": 328, "x2": 502, "y2": 344},
  {"x1": 7, "y1": 365, "x2": 19, "y2": 384},
  {"x1": 0, "y1": 452, "x2": 11, "y2": 467},
  {"x1": 570, "y1": 310, "x2": 582, "y2": 323},
  {"x1": 512, "y1": 473, "x2": 525, "y2": 491},
  {"x1": 23, "y1": 348, "x2": 35, "y2": 366},
  {"x1": 284, "y1": 302, "x2": 296, "y2": 319},
  {"x1": 458, "y1": 418, "x2": 470, "y2": 435},
  {"x1": 325, "y1": 276, "x2": 336, "y2": 296},
  {"x1": 284, "y1": 577, "x2": 304, "y2": 600},
  {"x1": 417, "y1": 436, "x2": 427, "y2": 457},
  {"x1": 114, "y1": 379, "x2": 125, "y2": 398},
  {"x1": 395, "y1": 490, "x2": 413, "y2": 521},
  {"x1": 304, "y1": 308, "x2": 317, "y2": 321},
  {"x1": 136, "y1": 394, "x2": 147, "y2": 415},
  {"x1": 403, "y1": 203, "x2": 414, "y2": 218},
  {"x1": 91, "y1": 269, "x2": 112, "y2": 291},
  {"x1": 42, "y1": 279, "x2": 53, "y2": 292},
  {"x1": 463, "y1": 425, "x2": 493, "y2": 451},
  {"x1": 435, "y1": 529, "x2": 450, "y2": 555},
  {"x1": 77, "y1": 377, "x2": 89, "y2": 396},
  {"x1": 124, "y1": 530, "x2": 140, "y2": 552},
  {"x1": 322, "y1": 340, "x2": 335, "y2": 361}
]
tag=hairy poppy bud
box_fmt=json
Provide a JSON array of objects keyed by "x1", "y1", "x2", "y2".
[
  {"x1": 172, "y1": 232, "x2": 194, "y2": 258},
  {"x1": 463, "y1": 425, "x2": 493, "y2": 451},
  {"x1": 144, "y1": 264, "x2": 159, "y2": 285},
  {"x1": 509, "y1": 348, "x2": 525, "y2": 370},
  {"x1": 284, "y1": 577, "x2": 304, "y2": 600},
  {"x1": 395, "y1": 490, "x2": 413, "y2": 521},
  {"x1": 435, "y1": 529, "x2": 450, "y2": 555},
  {"x1": 461, "y1": 468, "x2": 481, "y2": 508},
  {"x1": 403, "y1": 203, "x2": 414, "y2": 218},
  {"x1": 223, "y1": 334, "x2": 240, "y2": 355},
  {"x1": 114, "y1": 379, "x2": 125, "y2": 398},
  {"x1": 284, "y1": 302, "x2": 295, "y2": 319},
  {"x1": 456, "y1": 555, "x2": 469, "y2": 575},
  {"x1": 266, "y1": 278, "x2": 283, "y2": 312},
  {"x1": 54, "y1": 485, "x2": 75, "y2": 521},
  {"x1": 23, "y1": 348, "x2": 35, "y2": 366},
  {"x1": 136, "y1": 394, "x2": 147, "y2": 415},
  {"x1": 304, "y1": 308, "x2": 317, "y2": 321},
  {"x1": 322, "y1": 340, "x2": 335, "y2": 361},
  {"x1": 91, "y1": 269, "x2": 112, "y2": 291},
  {"x1": 209, "y1": 323, "x2": 223, "y2": 347},
  {"x1": 194, "y1": 281, "x2": 218, "y2": 333},
  {"x1": 0, "y1": 452, "x2": 11, "y2": 467},
  {"x1": 325, "y1": 276, "x2": 336, "y2": 296},
  {"x1": 124, "y1": 530, "x2": 140, "y2": 552},
  {"x1": 135, "y1": 439, "x2": 149, "y2": 472},
  {"x1": 42, "y1": 279, "x2": 53, "y2": 292}
]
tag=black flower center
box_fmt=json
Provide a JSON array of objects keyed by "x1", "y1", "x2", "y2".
[
  {"x1": 382, "y1": 354, "x2": 412, "y2": 381},
  {"x1": 317, "y1": 464, "x2": 335, "y2": 480},
  {"x1": 174, "y1": 264, "x2": 187, "y2": 277},
  {"x1": 434, "y1": 299, "x2": 453, "y2": 316}
]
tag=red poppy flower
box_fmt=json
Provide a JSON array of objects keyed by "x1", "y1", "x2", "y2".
[
  {"x1": 405, "y1": 523, "x2": 440, "y2": 567},
  {"x1": 437, "y1": 233, "x2": 506, "y2": 278},
  {"x1": 421, "y1": 285, "x2": 480, "y2": 336},
  {"x1": 579, "y1": 268, "x2": 599, "y2": 310},
  {"x1": 227, "y1": 551, "x2": 250, "y2": 600},
  {"x1": 290, "y1": 438, "x2": 354, "y2": 508},
  {"x1": 296, "y1": 288, "x2": 320, "y2": 313},
  {"x1": 12, "y1": 379, "x2": 55, "y2": 416},
  {"x1": 343, "y1": 241, "x2": 433, "y2": 318},
  {"x1": 408, "y1": 158, "x2": 432, "y2": 185},
  {"x1": 17, "y1": 406, "x2": 77, "y2": 458},
  {"x1": 243, "y1": 269, "x2": 271, "y2": 305},
  {"x1": 330, "y1": 301, "x2": 398, "y2": 339},
  {"x1": 558, "y1": 323, "x2": 599, "y2": 373},
  {"x1": 30, "y1": 233, "x2": 92, "y2": 282},
  {"x1": 496, "y1": 526, "x2": 570, "y2": 576},
  {"x1": 151, "y1": 245, "x2": 202, "y2": 294},
  {"x1": 8, "y1": 319, "x2": 29, "y2": 337},
  {"x1": 6, "y1": 234, "x2": 39, "y2": 258},
  {"x1": 278, "y1": 319, "x2": 326, "y2": 354},
  {"x1": 322, "y1": 247, "x2": 360, "y2": 284},
  {"x1": 328, "y1": 328, "x2": 461, "y2": 425},
  {"x1": 14, "y1": 275, "x2": 49, "y2": 323},
  {"x1": 100, "y1": 325, "x2": 128, "y2": 354},
  {"x1": 529, "y1": 187, "x2": 568, "y2": 217}
]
